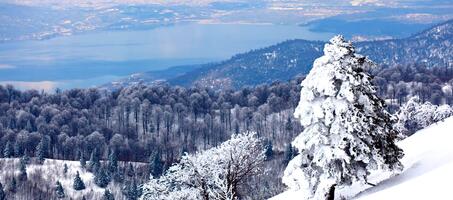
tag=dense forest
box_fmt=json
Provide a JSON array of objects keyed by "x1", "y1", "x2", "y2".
[{"x1": 1, "y1": 63, "x2": 453, "y2": 199}]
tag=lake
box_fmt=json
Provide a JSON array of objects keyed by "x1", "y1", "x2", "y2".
[{"x1": 0, "y1": 23, "x2": 335, "y2": 91}]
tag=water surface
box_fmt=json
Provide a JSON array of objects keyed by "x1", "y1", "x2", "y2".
[{"x1": 0, "y1": 23, "x2": 335, "y2": 91}]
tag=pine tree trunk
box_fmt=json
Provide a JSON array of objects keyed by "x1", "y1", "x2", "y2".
[{"x1": 326, "y1": 184, "x2": 336, "y2": 200}]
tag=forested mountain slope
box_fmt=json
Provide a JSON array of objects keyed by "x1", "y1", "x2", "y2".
[
  {"x1": 356, "y1": 19, "x2": 453, "y2": 67},
  {"x1": 165, "y1": 19, "x2": 452, "y2": 89}
]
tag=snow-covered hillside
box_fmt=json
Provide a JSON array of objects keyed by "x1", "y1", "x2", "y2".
[
  {"x1": 0, "y1": 158, "x2": 145, "y2": 199},
  {"x1": 356, "y1": 116, "x2": 453, "y2": 199},
  {"x1": 273, "y1": 116, "x2": 453, "y2": 199}
]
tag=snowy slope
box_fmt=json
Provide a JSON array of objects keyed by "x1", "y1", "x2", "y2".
[
  {"x1": 0, "y1": 158, "x2": 146, "y2": 199},
  {"x1": 272, "y1": 116, "x2": 453, "y2": 200},
  {"x1": 356, "y1": 116, "x2": 453, "y2": 199}
]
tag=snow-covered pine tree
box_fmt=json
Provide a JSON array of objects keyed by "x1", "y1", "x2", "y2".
[
  {"x1": 35, "y1": 137, "x2": 46, "y2": 164},
  {"x1": 95, "y1": 167, "x2": 111, "y2": 188},
  {"x1": 282, "y1": 35, "x2": 404, "y2": 199},
  {"x1": 14, "y1": 141, "x2": 23, "y2": 157},
  {"x1": 148, "y1": 152, "x2": 164, "y2": 178},
  {"x1": 55, "y1": 181, "x2": 65, "y2": 198},
  {"x1": 124, "y1": 180, "x2": 140, "y2": 200},
  {"x1": 18, "y1": 158, "x2": 27, "y2": 181},
  {"x1": 3, "y1": 141, "x2": 13, "y2": 158},
  {"x1": 108, "y1": 150, "x2": 118, "y2": 173},
  {"x1": 21, "y1": 150, "x2": 30, "y2": 164},
  {"x1": 88, "y1": 148, "x2": 100, "y2": 172},
  {"x1": 73, "y1": 171, "x2": 86, "y2": 191},
  {"x1": 79, "y1": 150, "x2": 86, "y2": 168}
]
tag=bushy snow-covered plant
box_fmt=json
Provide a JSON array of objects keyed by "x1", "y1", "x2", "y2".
[
  {"x1": 140, "y1": 132, "x2": 266, "y2": 200},
  {"x1": 395, "y1": 96, "x2": 453, "y2": 135},
  {"x1": 434, "y1": 104, "x2": 453, "y2": 122},
  {"x1": 282, "y1": 35, "x2": 404, "y2": 199}
]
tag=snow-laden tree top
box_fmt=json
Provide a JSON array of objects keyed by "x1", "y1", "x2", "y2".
[
  {"x1": 294, "y1": 35, "x2": 374, "y2": 123},
  {"x1": 140, "y1": 132, "x2": 266, "y2": 200},
  {"x1": 283, "y1": 35, "x2": 404, "y2": 200}
]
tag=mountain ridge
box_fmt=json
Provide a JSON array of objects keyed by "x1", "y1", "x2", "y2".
[{"x1": 105, "y1": 19, "x2": 453, "y2": 90}]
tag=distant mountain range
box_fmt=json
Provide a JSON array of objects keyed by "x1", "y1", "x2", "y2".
[{"x1": 104, "y1": 19, "x2": 453, "y2": 90}]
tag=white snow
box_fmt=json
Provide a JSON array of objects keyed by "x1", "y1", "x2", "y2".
[
  {"x1": 272, "y1": 116, "x2": 453, "y2": 200},
  {"x1": 0, "y1": 158, "x2": 145, "y2": 199},
  {"x1": 356, "y1": 116, "x2": 453, "y2": 199}
]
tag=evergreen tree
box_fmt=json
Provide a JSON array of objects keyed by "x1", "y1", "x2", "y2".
[
  {"x1": 108, "y1": 150, "x2": 118, "y2": 173},
  {"x1": 282, "y1": 36, "x2": 404, "y2": 199},
  {"x1": 148, "y1": 152, "x2": 163, "y2": 178},
  {"x1": 35, "y1": 138, "x2": 46, "y2": 164},
  {"x1": 103, "y1": 189, "x2": 115, "y2": 200},
  {"x1": 285, "y1": 115, "x2": 293, "y2": 131},
  {"x1": 55, "y1": 181, "x2": 65, "y2": 198},
  {"x1": 14, "y1": 141, "x2": 23, "y2": 157},
  {"x1": 126, "y1": 163, "x2": 135, "y2": 177},
  {"x1": 9, "y1": 178, "x2": 16, "y2": 193},
  {"x1": 124, "y1": 180, "x2": 140, "y2": 200},
  {"x1": 112, "y1": 169, "x2": 125, "y2": 183},
  {"x1": 94, "y1": 167, "x2": 110, "y2": 188},
  {"x1": 0, "y1": 182, "x2": 5, "y2": 200},
  {"x1": 73, "y1": 171, "x2": 86, "y2": 191},
  {"x1": 63, "y1": 163, "x2": 68, "y2": 175},
  {"x1": 264, "y1": 140, "x2": 273, "y2": 160},
  {"x1": 3, "y1": 141, "x2": 13, "y2": 158},
  {"x1": 18, "y1": 158, "x2": 27, "y2": 181},
  {"x1": 21, "y1": 149, "x2": 30, "y2": 165},
  {"x1": 88, "y1": 148, "x2": 100, "y2": 172},
  {"x1": 79, "y1": 150, "x2": 86, "y2": 169}
]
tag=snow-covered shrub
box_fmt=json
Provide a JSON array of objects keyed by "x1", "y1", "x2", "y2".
[
  {"x1": 434, "y1": 104, "x2": 453, "y2": 121},
  {"x1": 282, "y1": 36, "x2": 404, "y2": 200},
  {"x1": 140, "y1": 132, "x2": 266, "y2": 200},
  {"x1": 395, "y1": 96, "x2": 453, "y2": 135}
]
